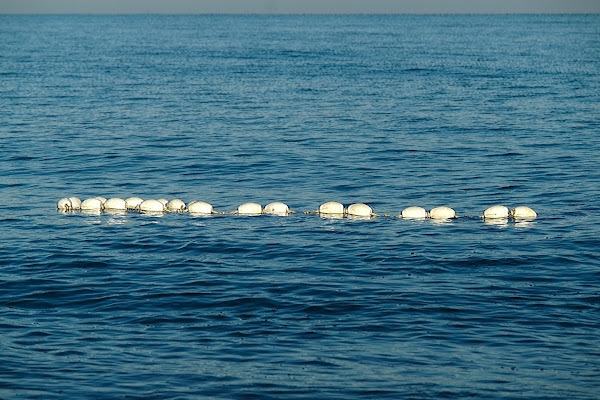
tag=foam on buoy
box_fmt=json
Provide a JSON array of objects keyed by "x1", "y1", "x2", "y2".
[
  {"x1": 347, "y1": 203, "x2": 373, "y2": 217},
  {"x1": 125, "y1": 197, "x2": 144, "y2": 210},
  {"x1": 57, "y1": 197, "x2": 72, "y2": 211},
  {"x1": 81, "y1": 198, "x2": 103, "y2": 211},
  {"x1": 483, "y1": 205, "x2": 509, "y2": 219},
  {"x1": 104, "y1": 198, "x2": 127, "y2": 211},
  {"x1": 69, "y1": 197, "x2": 81, "y2": 210},
  {"x1": 429, "y1": 206, "x2": 456, "y2": 220},
  {"x1": 188, "y1": 201, "x2": 214, "y2": 214},
  {"x1": 510, "y1": 206, "x2": 537, "y2": 219},
  {"x1": 264, "y1": 202, "x2": 290, "y2": 215},
  {"x1": 139, "y1": 199, "x2": 165, "y2": 213},
  {"x1": 401, "y1": 206, "x2": 427, "y2": 219},
  {"x1": 238, "y1": 202, "x2": 262, "y2": 215},
  {"x1": 167, "y1": 199, "x2": 186, "y2": 212},
  {"x1": 319, "y1": 201, "x2": 344, "y2": 215}
]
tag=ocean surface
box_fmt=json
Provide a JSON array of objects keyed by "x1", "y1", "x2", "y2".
[{"x1": 1, "y1": 14, "x2": 599, "y2": 399}]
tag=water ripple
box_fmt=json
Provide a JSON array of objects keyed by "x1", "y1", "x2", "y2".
[{"x1": 1, "y1": 13, "x2": 599, "y2": 400}]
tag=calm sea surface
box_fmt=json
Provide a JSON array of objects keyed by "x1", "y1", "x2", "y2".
[{"x1": 1, "y1": 14, "x2": 599, "y2": 399}]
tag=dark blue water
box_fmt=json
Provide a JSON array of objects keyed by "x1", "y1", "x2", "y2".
[{"x1": 1, "y1": 14, "x2": 599, "y2": 399}]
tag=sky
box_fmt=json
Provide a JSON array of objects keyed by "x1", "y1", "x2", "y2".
[{"x1": 1, "y1": 0, "x2": 599, "y2": 14}]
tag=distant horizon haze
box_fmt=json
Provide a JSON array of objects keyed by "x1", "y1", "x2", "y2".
[{"x1": 1, "y1": 0, "x2": 600, "y2": 14}]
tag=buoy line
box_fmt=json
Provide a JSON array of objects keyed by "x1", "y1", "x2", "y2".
[{"x1": 57, "y1": 197, "x2": 537, "y2": 220}]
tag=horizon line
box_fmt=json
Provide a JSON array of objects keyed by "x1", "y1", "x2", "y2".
[{"x1": 2, "y1": 12, "x2": 599, "y2": 15}]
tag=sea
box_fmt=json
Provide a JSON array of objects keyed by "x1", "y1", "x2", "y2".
[{"x1": 1, "y1": 14, "x2": 599, "y2": 399}]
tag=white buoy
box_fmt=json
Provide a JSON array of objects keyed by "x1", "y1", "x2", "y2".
[
  {"x1": 347, "y1": 203, "x2": 373, "y2": 217},
  {"x1": 429, "y1": 206, "x2": 456, "y2": 220},
  {"x1": 104, "y1": 198, "x2": 127, "y2": 211},
  {"x1": 401, "y1": 206, "x2": 427, "y2": 219},
  {"x1": 139, "y1": 199, "x2": 165, "y2": 213},
  {"x1": 238, "y1": 202, "x2": 262, "y2": 215},
  {"x1": 167, "y1": 199, "x2": 186, "y2": 212},
  {"x1": 94, "y1": 196, "x2": 107, "y2": 204},
  {"x1": 483, "y1": 205, "x2": 509, "y2": 219},
  {"x1": 125, "y1": 197, "x2": 144, "y2": 210},
  {"x1": 81, "y1": 198, "x2": 103, "y2": 211},
  {"x1": 319, "y1": 201, "x2": 344, "y2": 215},
  {"x1": 57, "y1": 198, "x2": 72, "y2": 211},
  {"x1": 264, "y1": 202, "x2": 290, "y2": 215},
  {"x1": 510, "y1": 206, "x2": 537, "y2": 219},
  {"x1": 68, "y1": 197, "x2": 81, "y2": 210},
  {"x1": 188, "y1": 201, "x2": 214, "y2": 214},
  {"x1": 157, "y1": 198, "x2": 169, "y2": 206}
]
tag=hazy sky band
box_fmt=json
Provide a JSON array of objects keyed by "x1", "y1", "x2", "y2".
[{"x1": 2, "y1": 0, "x2": 600, "y2": 14}]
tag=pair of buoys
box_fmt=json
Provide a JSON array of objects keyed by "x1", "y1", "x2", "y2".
[
  {"x1": 483, "y1": 205, "x2": 537, "y2": 219},
  {"x1": 57, "y1": 196, "x2": 83, "y2": 211},
  {"x1": 134, "y1": 198, "x2": 189, "y2": 213},
  {"x1": 237, "y1": 202, "x2": 291, "y2": 215},
  {"x1": 316, "y1": 201, "x2": 374, "y2": 217},
  {"x1": 400, "y1": 206, "x2": 457, "y2": 219}
]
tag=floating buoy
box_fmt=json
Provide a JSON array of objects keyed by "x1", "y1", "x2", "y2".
[
  {"x1": 81, "y1": 198, "x2": 103, "y2": 211},
  {"x1": 401, "y1": 206, "x2": 427, "y2": 219},
  {"x1": 264, "y1": 202, "x2": 290, "y2": 215},
  {"x1": 188, "y1": 201, "x2": 214, "y2": 214},
  {"x1": 157, "y1": 198, "x2": 169, "y2": 206},
  {"x1": 510, "y1": 206, "x2": 537, "y2": 219},
  {"x1": 347, "y1": 203, "x2": 373, "y2": 217},
  {"x1": 483, "y1": 205, "x2": 509, "y2": 219},
  {"x1": 429, "y1": 206, "x2": 456, "y2": 220},
  {"x1": 167, "y1": 199, "x2": 186, "y2": 212},
  {"x1": 125, "y1": 197, "x2": 144, "y2": 210},
  {"x1": 69, "y1": 197, "x2": 81, "y2": 210},
  {"x1": 94, "y1": 197, "x2": 107, "y2": 204},
  {"x1": 319, "y1": 201, "x2": 344, "y2": 215},
  {"x1": 57, "y1": 197, "x2": 72, "y2": 211},
  {"x1": 238, "y1": 202, "x2": 262, "y2": 215},
  {"x1": 139, "y1": 199, "x2": 165, "y2": 213},
  {"x1": 104, "y1": 198, "x2": 127, "y2": 211}
]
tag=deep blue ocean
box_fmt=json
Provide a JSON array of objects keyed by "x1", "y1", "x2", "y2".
[{"x1": 1, "y1": 14, "x2": 599, "y2": 399}]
